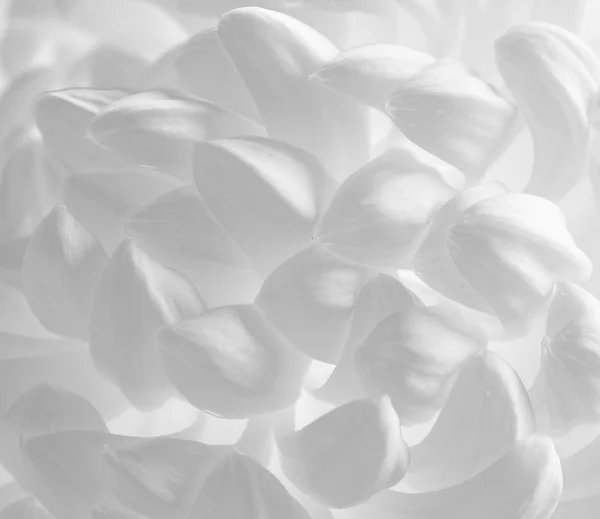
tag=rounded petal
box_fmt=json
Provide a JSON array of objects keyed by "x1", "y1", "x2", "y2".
[
  {"x1": 157, "y1": 304, "x2": 311, "y2": 418},
  {"x1": 387, "y1": 59, "x2": 520, "y2": 181},
  {"x1": 218, "y1": 7, "x2": 369, "y2": 180},
  {"x1": 124, "y1": 186, "x2": 260, "y2": 306},
  {"x1": 400, "y1": 351, "x2": 535, "y2": 492},
  {"x1": 312, "y1": 43, "x2": 434, "y2": 110},
  {"x1": 193, "y1": 137, "x2": 337, "y2": 274},
  {"x1": 21, "y1": 206, "x2": 108, "y2": 339},
  {"x1": 89, "y1": 239, "x2": 206, "y2": 410},
  {"x1": 90, "y1": 91, "x2": 265, "y2": 181},
  {"x1": 277, "y1": 396, "x2": 409, "y2": 509},
  {"x1": 354, "y1": 306, "x2": 484, "y2": 424},
  {"x1": 0, "y1": 383, "x2": 107, "y2": 490},
  {"x1": 255, "y1": 245, "x2": 370, "y2": 363},
  {"x1": 316, "y1": 146, "x2": 458, "y2": 268}
]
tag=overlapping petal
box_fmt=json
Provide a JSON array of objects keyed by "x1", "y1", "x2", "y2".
[
  {"x1": 0, "y1": 496, "x2": 55, "y2": 519},
  {"x1": 89, "y1": 239, "x2": 206, "y2": 410}
]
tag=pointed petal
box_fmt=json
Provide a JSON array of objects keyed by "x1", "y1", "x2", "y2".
[
  {"x1": 312, "y1": 43, "x2": 433, "y2": 110},
  {"x1": 495, "y1": 22, "x2": 600, "y2": 200},
  {"x1": 34, "y1": 88, "x2": 132, "y2": 175},
  {"x1": 217, "y1": 7, "x2": 369, "y2": 180},
  {"x1": 315, "y1": 146, "x2": 458, "y2": 268},
  {"x1": 124, "y1": 186, "x2": 260, "y2": 307},
  {"x1": 255, "y1": 245, "x2": 370, "y2": 363},
  {"x1": 89, "y1": 239, "x2": 206, "y2": 410},
  {"x1": 157, "y1": 304, "x2": 310, "y2": 418},
  {"x1": 536, "y1": 282, "x2": 600, "y2": 433},
  {"x1": 21, "y1": 206, "x2": 108, "y2": 339},
  {"x1": 347, "y1": 435, "x2": 561, "y2": 519},
  {"x1": 314, "y1": 274, "x2": 423, "y2": 405},
  {"x1": 173, "y1": 28, "x2": 262, "y2": 123},
  {"x1": 90, "y1": 91, "x2": 265, "y2": 181},
  {"x1": 0, "y1": 383, "x2": 107, "y2": 490},
  {"x1": 278, "y1": 396, "x2": 409, "y2": 509},
  {"x1": 0, "y1": 496, "x2": 55, "y2": 519},
  {"x1": 354, "y1": 306, "x2": 484, "y2": 424},
  {"x1": 400, "y1": 351, "x2": 535, "y2": 492},
  {"x1": 63, "y1": 170, "x2": 181, "y2": 254},
  {"x1": 193, "y1": 137, "x2": 337, "y2": 274},
  {"x1": 387, "y1": 59, "x2": 519, "y2": 181},
  {"x1": 190, "y1": 451, "x2": 311, "y2": 519}
]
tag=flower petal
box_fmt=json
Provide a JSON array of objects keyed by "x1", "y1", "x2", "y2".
[
  {"x1": 0, "y1": 383, "x2": 107, "y2": 491},
  {"x1": 0, "y1": 496, "x2": 55, "y2": 519},
  {"x1": 34, "y1": 88, "x2": 132, "y2": 175},
  {"x1": 495, "y1": 22, "x2": 600, "y2": 201},
  {"x1": 534, "y1": 281, "x2": 600, "y2": 433},
  {"x1": 354, "y1": 306, "x2": 484, "y2": 424},
  {"x1": 21, "y1": 206, "x2": 108, "y2": 339},
  {"x1": 315, "y1": 145, "x2": 458, "y2": 268},
  {"x1": 217, "y1": 7, "x2": 369, "y2": 180},
  {"x1": 399, "y1": 351, "x2": 535, "y2": 492},
  {"x1": 193, "y1": 137, "x2": 337, "y2": 275},
  {"x1": 157, "y1": 304, "x2": 311, "y2": 418},
  {"x1": 312, "y1": 43, "x2": 433, "y2": 110},
  {"x1": 89, "y1": 239, "x2": 206, "y2": 410},
  {"x1": 387, "y1": 59, "x2": 520, "y2": 181},
  {"x1": 277, "y1": 396, "x2": 409, "y2": 509},
  {"x1": 345, "y1": 435, "x2": 561, "y2": 519},
  {"x1": 63, "y1": 170, "x2": 181, "y2": 254},
  {"x1": 255, "y1": 245, "x2": 370, "y2": 363},
  {"x1": 190, "y1": 450, "x2": 311, "y2": 519},
  {"x1": 124, "y1": 186, "x2": 260, "y2": 307},
  {"x1": 173, "y1": 28, "x2": 262, "y2": 123},
  {"x1": 90, "y1": 91, "x2": 265, "y2": 181}
]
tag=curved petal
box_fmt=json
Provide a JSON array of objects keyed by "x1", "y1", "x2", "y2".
[
  {"x1": 534, "y1": 282, "x2": 600, "y2": 434},
  {"x1": 495, "y1": 22, "x2": 600, "y2": 201},
  {"x1": 0, "y1": 383, "x2": 107, "y2": 491},
  {"x1": 387, "y1": 59, "x2": 520, "y2": 181},
  {"x1": 277, "y1": 396, "x2": 409, "y2": 509},
  {"x1": 190, "y1": 450, "x2": 311, "y2": 519},
  {"x1": 354, "y1": 306, "x2": 484, "y2": 424},
  {"x1": 399, "y1": 351, "x2": 535, "y2": 492},
  {"x1": 0, "y1": 496, "x2": 55, "y2": 519},
  {"x1": 34, "y1": 88, "x2": 132, "y2": 175},
  {"x1": 314, "y1": 273, "x2": 423, "y2": 405},
  {"x1": 89, "y1": 239, "x2": 206, "y2": 410},
  {"x1": 312, "y1": 43, "x2": 433, "y2": 110},
  {"x1": 193, "y1": 137, "x2": 337, "y2": 275},
  {"x1": 217, "y1": 7, "x2": 369, "y2": 181},
  {"x1": 344, "y1": 435, "x2": 562, "y2": 519},
  {"x1": 90, "y1": 91, "x2": 265, "y2": 181},
  {"x1": 157, "y1": 304, "x2": 311, "y2": 418},
  {"x1": 124, "y1": 186, "x2": 260, "y2": 307},
  {"x1": 255, "y1": 245, "x2": 370, "y2": 364},
  {"x1": 315, "y1": 145, "x2": 458, "y2": 268},
  {"x1": 63, "y1": 169, "x2": 181, "y2": 254},
  {"x1": 21, "y1": 206, "x2": 108, "y2": 340},
  {"x1": 173, "y1": 28, "x2": 262, "y2": 123}
]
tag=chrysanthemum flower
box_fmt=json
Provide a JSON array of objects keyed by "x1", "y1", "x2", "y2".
[{"x1": 2, "y1": 0, "x2": 600, "y2": 518}]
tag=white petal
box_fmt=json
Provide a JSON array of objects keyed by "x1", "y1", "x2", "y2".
[
  {"x1": 90, "y1": 91, "x2": 265, "y2": 181},
  {"x1": 89, "y1": 239, "x2": 206, "y2": 410},
  {"x1": 313, "y1": 43, "x2": 433, "y2": 110},
  {"x1": 21, "y1": 206, "x2": 108, "y2": 339},
  {"x1": 278, "y1": 396, "x2": 409, "y2": 509},
  {"x1": 399, "y1": 351, "x2": 535, "y2": 492},
  {"x1": 157, "y1": 304, "x2": 311, "y2": 418},
  {"x1": 218, "y1": 7, "x2": 369, "y2": 181},
  {"x1": 255, "y1": 245, "x2": 370, "y2": 363},
  {"x1": 193, "y1": 137, "x2": 337, "y2": 275},
  {"x1": 315, "y1": 146, "x2": 458, "y2": 268}
]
